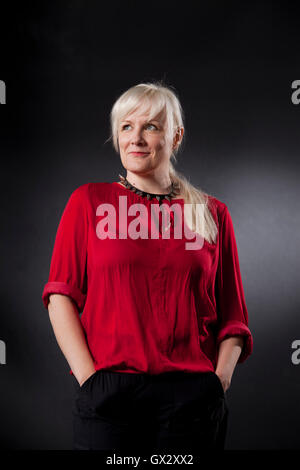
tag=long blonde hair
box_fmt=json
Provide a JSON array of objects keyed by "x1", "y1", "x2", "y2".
[{"x1": 106, "y1": 81, "x2": 218, "y2": 244}]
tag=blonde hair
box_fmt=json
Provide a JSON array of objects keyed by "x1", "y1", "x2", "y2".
[{"x1": 106, "y1": 81, "x2": 218, "y2": 244}]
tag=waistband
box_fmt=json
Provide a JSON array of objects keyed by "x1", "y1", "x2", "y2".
[{"x1": 94, "y1": 368, "x2": 215, "y2": 382}]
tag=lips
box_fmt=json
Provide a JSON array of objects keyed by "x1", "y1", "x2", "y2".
[{"x1": 130, "y1": 152, "x2": 150, "y2": 156}]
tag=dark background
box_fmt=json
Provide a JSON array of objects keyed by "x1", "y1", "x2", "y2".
[{"x1": 0, "y1": 0, "x2": 300, "y2": 450}]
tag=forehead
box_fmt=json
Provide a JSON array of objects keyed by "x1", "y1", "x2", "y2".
[{"x1": 122, "y1": 107, "x2": 166, "y2": 123}]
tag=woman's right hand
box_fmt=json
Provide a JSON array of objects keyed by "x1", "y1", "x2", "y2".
[
  {"x1": 79, "y1": 369, "x2": 97, "y2": 387},
  {"x1": 47, "y1": 294, "x2": 98, "y2": 390}
]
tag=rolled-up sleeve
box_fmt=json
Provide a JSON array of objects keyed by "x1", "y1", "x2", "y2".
[
  {"x1": 42, "y1": 185, "x2": 89, "y2": 313},
  {"x1": 215, "y1": 204, "x2": 253, "y2": 363}
]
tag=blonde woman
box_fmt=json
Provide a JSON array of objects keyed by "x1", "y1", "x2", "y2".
[{"x1": 42, "y1": 81, "x2": 253, "y2": 453}]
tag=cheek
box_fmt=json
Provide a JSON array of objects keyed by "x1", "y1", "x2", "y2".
[
  {"x1": 152, "y1": 137, "x2": 167, "y2": 150},
  {"x1": 157, "y1": 137, "x2": 172, "y2": 154},
  {"x1": 118, "y1": 135, "x2": 127, "y2": 148}
]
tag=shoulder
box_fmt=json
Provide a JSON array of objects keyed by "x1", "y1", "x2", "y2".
[
  {"x1": 66, "y1": 182, "x2": 117, "y2": 213},
  {"x1": 70, "y1": 182, "x2": 111, "y2": 200},
  {"x1": 205, "y1": 193, "x2": 228, "y2": 222}
]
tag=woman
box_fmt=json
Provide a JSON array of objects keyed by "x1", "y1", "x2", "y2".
[{"x1": 42, "y1": 81, "x2": 253, "y2": 453}]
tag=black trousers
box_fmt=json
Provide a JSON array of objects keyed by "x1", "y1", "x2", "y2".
[{"x1": 72, "y1": 369, "x2": 229, "y2": 453}]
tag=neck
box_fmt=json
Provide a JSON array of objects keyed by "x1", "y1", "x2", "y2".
[{"x1": 125, "y1": 171, "x2": 172, "y2": 195}]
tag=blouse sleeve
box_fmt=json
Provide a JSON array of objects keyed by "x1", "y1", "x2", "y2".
[
  {"x1": 42, "y1": 185, "x2": 89, "y2": 313},
  {"x1": 215, "y1": 204, "x2": 253, "y2": 363}
]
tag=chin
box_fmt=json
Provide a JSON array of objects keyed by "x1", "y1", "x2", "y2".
[{"x1": 128, "y1": 160, "x2": 151, "y2": 169}]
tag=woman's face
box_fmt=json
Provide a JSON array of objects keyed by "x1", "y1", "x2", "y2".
[{"x1": 117, "y1": 107, "x2": 174, "y2": 175}]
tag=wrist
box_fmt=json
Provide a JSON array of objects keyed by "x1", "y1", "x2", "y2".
[
  {"x1": 78, "y1": 367, "x2": 97, "y2": 386},
  {"x1": 215, "y1": 365, "x2": 233, "y2": 381}
]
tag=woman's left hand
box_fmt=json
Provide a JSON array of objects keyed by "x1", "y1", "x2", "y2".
[
  {"x1": 215, "y1": 336, "x2": 244, "y2": 393},
  {"x1": 215, "y1": 370, "x2": 231, "y2": 393}
]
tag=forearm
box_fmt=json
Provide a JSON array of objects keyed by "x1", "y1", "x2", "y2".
[
  {"x1": 215, "y1": 335, "x2": 244, "y2": 390},
  {"x1": 48, "y1": 294, "x2": 96, "y2": 385}
]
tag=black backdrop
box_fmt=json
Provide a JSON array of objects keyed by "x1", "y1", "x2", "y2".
[{"x1": 0, "y1": 0, "x2": 300, "y2": 451}]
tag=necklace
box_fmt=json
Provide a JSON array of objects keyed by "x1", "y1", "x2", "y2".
[{"x1": 118, "y1": 174, "x2": 180, "y2": 203}]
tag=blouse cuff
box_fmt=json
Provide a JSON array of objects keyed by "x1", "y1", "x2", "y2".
[
  {"x1": 42, "y1": 281, "x2": 86, "y2": 313},
  {"x1": 216, "y1": 320, "x2": 253, "y2": 363}
]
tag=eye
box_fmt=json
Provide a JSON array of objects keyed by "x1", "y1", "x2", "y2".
[
  {"x1": 121, "y1": 123, "x2": 158, "y2": 131},
  {"x1": 146, "y1": 123, "x2": 157, "y2": 130}
]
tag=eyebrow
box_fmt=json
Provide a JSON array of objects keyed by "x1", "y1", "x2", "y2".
[{"x1": 121, "y1": 119, "x2": 160, "y2": 124}]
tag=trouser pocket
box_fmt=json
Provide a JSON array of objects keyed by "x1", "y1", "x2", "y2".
[
  {"x1": 73, "y1": 370, "x2": 134, "y2": 425},
  {"x1": 159, "y1": 373, "x2": 229, "y2": 450},
  {"x1": 209, "y1": 371, "x2": 225, "y2": 397}
]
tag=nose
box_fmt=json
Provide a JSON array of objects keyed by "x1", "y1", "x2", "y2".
[{"x1": 130, "y1": 126, "x2": 146, "y2": 145}]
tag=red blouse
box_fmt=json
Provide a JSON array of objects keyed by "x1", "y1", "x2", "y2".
[{"x1": 42, "y1": 182, "x2": 253, "y2": 375}]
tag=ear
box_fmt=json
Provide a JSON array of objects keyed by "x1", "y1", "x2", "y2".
[{"x1": 173, "y1": 127, "x2": 184, "y2": 149}]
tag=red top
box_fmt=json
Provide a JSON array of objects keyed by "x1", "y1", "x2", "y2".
[{"x1": 42, "y1": 182, "x2": 253, "y2": 375}]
